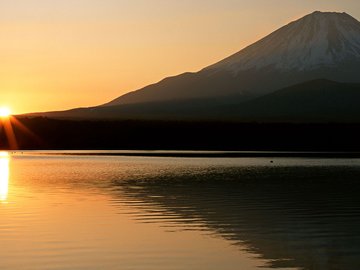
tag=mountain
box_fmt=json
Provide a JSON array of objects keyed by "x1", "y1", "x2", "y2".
[
  {"x1": 25, "y1": 11, "x2": 360, "y2": 122},
  {"x1": 104, "y1": 11, "x2": 360, "y2": 106}
]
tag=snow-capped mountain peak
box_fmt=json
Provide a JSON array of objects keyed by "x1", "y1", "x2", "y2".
[
  {"x1": 103, "y1": 11, "x2": 360, "y2": 109},
  {"x1": 207, "y1": 11, "x2": 360, "y2": 72}
]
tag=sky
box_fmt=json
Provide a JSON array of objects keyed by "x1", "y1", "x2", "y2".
[{"x1": 1, "y1": 0, "x2": 360, "y2": 114}]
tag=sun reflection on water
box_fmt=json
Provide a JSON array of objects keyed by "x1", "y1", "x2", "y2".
[{"x1": 0, "y1": 152, "x2": 9, "y2": 202}]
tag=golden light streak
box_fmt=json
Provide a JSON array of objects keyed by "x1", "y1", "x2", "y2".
[
  {"x1": 0, "y1": 113, "x2": 43, "y2": 150},
  {"x1": 1, "y1": 117, "x2": 18, "y2": 150},
  {"x1": 10, "y1": 117, "x2": 42, "y2": 145},
  {"x1": 0, "y1": 152, "x2": 9, "y2": 202}
]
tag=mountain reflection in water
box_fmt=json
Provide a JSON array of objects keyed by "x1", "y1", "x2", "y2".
[{"x1": 109, "y1": 165, "x2": 360, "y2": 270}]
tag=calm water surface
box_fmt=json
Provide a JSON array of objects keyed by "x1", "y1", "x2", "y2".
[{"x1": 0, "y1": 151, "x2": 360, "y2": 269}]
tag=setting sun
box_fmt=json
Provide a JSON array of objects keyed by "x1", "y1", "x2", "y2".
[{"x1": 0, "y1": 107, "x2": 11, "y2": 118}]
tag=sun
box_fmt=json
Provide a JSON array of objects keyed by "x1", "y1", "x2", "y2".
[{"x1": 0, "y1": 107, "x2": 11, "y2": 118}]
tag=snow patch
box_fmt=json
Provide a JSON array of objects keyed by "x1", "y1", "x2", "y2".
[{"x1": 207, "y1": 12, "x2": 360, "y2": 73}]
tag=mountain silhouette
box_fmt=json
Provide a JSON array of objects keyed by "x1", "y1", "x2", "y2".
[
  {"x1": 104, "y1": 11, "x2": 360, "y2": 106},
  {"x1": 25, "y1": 11, "x2": 360, "y2": 122}
]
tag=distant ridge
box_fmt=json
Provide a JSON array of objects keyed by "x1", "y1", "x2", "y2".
[{"x1": 222, "y1": 79, "x2": 360, "y2": 122}]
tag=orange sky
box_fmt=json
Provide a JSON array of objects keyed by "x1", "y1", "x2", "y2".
[{"x1": 1, "y1": 1, "x2": 360, "y2": 114}]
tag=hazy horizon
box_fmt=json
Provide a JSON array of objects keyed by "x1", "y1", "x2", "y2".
[{"x1": 2, "y1": 1, "x2": 360, "y2": 114}]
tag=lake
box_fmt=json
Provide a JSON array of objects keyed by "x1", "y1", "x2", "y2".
[{"x1": 1, "y1": 151, "x2": 360, "y2": 269}]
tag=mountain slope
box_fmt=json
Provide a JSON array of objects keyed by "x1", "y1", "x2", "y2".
[
  {"x1": 26, "y1": 79, "x2": 360, "y2": 122},
  {"x1": 105, "y1": 11, "x2": 360, "y2": 107}
]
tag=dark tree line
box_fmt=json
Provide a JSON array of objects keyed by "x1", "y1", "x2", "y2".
[{"x1": 1, "y1": 117, "x2": 360, "y2": 151}]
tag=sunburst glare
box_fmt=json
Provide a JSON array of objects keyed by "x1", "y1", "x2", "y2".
[{"x1": 0, "y1": 107, "x2": 11, "y2": 118}]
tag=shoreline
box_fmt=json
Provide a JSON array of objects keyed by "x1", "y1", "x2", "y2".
[{"x1": 8, "y1": 150, "x2": 360, "y2": 158}]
